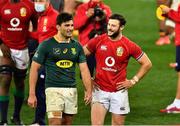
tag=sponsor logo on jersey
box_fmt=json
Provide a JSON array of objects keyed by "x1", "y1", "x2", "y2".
[
  {"x1": 71, "y1": 48, "x2": 76, "y2": 55},
  {"x1": 8, "y1": 18, "x2": 22, "y2": 31},
  {"x1": 53, "y1": 48, "x2": 61, "y2": 55},
  {"x1": 102, "y1": 56, "x2": 117, "y2": 72},
  {"x1": 63, "y1": 48, "x2": 68, "y2": 54},
  {"x1": 105, "y1": 56, "x2": 115, "y2": 67},
  {"x1": 100, "y1": 45, "x2": 107, "y2": 50},
  {"x1": 20, "y1": 7, "x2": 27, "y2": 17},
  {"x1": 116, "y1": 47, "x2": 123, "y2": 56},
  {"x1": 4, "y1": 9, "x2": 11, "y2": 15},
  {"x1": 56, "y1": 60, "x2": 73, "y2": 68}
]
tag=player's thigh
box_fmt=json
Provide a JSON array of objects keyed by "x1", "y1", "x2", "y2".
[
  {"x1": 91, "y1": 89, "x2": 109, "y2": 125},
  {"x1": 10, "y1": 48, "x2": 29, "y2": 70},
  {"x1": 64, "y1": 88, "x2": 78, "y2": 115},
  {"x1": 91, "y1": 102, "x2": 107, "y2": 125},
  {"x1": 109, "y1": 90, "x2": 130, "y2": 115},
  {"x1": 45, "y1": 88, "x2": 65, "y2": 115}
]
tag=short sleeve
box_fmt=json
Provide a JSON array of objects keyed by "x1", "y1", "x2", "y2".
[
  {"x1": 32, "y1": 42, "x2": 48, "y2": 64},
  {"x1": 86, "y1": 36, "x2": 101, "y2": 53},
  {"x1": 77, "y1": 43, "x2": 86, "y2": 63},
  {"x1": 129, "y1": 41, "x2": 144, "y2": 60}
]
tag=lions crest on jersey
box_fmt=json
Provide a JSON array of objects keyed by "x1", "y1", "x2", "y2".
[
  {"x1": 20, "y1": 7, "x2": 27, "y2": 17},
  {"x1": 116, "y1": 47, "x2": 123, "y2": 56}
]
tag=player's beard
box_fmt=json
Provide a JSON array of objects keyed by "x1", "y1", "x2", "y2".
[{"x1": 108, "y1": 26, "x2": 120, "y2": 39}]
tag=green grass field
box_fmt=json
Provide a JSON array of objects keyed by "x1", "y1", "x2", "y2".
[{"x1": 7, "y1": 0, "x2": 180, "y2": 125}]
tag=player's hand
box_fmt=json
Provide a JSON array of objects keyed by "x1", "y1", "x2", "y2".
[
  {"x1": 0, "y1": 43, "x2": 11, "y2": 58},
  {"x1": 116, "y1": 79, "x2": 134, "y2": 91},
  {"x1": 28, "y1": 94, "x2": 37, "y2": 108},
  {"x1": 84, "y1": 90, "x2": 92, "y2": 105},
  {"x1": 86, "y1": 8, "x2": 94, "y2": 18},
  {"x1": 160, "y1": 5, "x2": 170, "y2": 14}
]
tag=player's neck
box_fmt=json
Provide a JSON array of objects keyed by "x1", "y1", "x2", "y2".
[
  {"x1": 54, "y1": 34, "x2": 71, "y2": 43},
  {"x1": 109, "y1": 33, "x2": 122, "y2": 41}
]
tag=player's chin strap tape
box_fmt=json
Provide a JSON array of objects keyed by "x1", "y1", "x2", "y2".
[
  {"x1": 14, "y1": 68, "x2": 27, "y2": 78},
  {"x1": 0, "y1": 65, "x2": 13, "y2": 75}
]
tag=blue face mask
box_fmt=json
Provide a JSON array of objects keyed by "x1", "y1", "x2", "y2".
[{"x1": 35, "y1": 3, "x2": 46, "y2": 12}]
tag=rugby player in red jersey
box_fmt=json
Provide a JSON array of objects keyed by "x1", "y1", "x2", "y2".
[
  {"x1": 0, "y1": 0, "x2": 37, "y2": 125},
  {"x1": 159, "y1": 3, "x2": 180, "y2": 114},
  {"x1": 83, "y1": 14, "x2": 152, "y2": 125}
]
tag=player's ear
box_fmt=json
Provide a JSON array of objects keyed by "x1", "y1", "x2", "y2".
[
  {"x1": 120, "y1": 26, "x2": 124, "y2": 30},
  {"x1": 56, "y1": 25, "x2": 60, "y2": 30}
]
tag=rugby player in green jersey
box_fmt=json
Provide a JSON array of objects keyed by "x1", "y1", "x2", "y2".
[{"x1": 28, "y1": 12, "x2": 92, "y2": 125}]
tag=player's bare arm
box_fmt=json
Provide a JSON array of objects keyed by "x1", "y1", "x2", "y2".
[
  {"x1": 28, "y1": 61, "x2": 41, "y2": 108},
  {"x1": 79, "y1": 62, "x2": 92, "y2": 105},
  {"x1": 116, "y1": 53, "x2": 152, "y2": 90},
  {"x1": 83, "y1": 45, "x2": 92, "y2": 56}
]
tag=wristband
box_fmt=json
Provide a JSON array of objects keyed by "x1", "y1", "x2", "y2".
[
  {"x1": 130, "y1": 79, "x2": 136, "y2": 85},
  {"x1": 133, "y1": 76, "x2": 139, "y2": 83}
]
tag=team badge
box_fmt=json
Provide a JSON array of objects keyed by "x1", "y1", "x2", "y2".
[
  {"x1": 43, "y1": 18, "x2": 48, "y2": 25},
  {"x1": 20, "y1": 7, "x2": 27, "y2": 17},
  {"x1": 53, "y1": 48, "x2": 61, "y2": 55},
  {"x1": 116, "y1": 47, "x2": 123, "y2": 56},
  {"x1": 71, "y1": 48, "x2": 76, "y2": 55},
  {"x1": 63, "y1": 48, "x2": 68, "y2": 54}
]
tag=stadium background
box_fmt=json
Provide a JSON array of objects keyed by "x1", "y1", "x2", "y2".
[{"x1": 7, "y1": 0, "x2": 180, "y2": 125}]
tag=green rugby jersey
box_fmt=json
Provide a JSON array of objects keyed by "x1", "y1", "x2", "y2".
[{"x1": 32, "y1": 37, "x2": 86, "y2": 88}]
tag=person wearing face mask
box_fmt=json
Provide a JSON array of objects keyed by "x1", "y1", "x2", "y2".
[
  {"x1": 0, "y1": 0, "x2": 37, "y2": 125},
  {"x1": 83, "y1": 14, "x2": 152, "y2": 125},
  {"x1": 29, "y1": 0, "x2": 59, "y2": 125}
]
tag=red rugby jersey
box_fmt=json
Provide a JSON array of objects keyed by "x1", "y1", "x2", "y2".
[
  {"x1": 30, "y1": 5, "x2": 58, "y2": 43},
  {"x1": 0, "y1": 0, "x2": 37, "y2": 49},
  {"x1": 87, "y1": 34, "x2": 143, "y2": 92},
  {"x1": 168, "y1": 5, "x2": 180, "y2": 46}
]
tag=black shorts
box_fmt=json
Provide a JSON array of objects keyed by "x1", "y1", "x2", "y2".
[{"x1": 176, "y1": 45, "x2": 180, "y2": 72}]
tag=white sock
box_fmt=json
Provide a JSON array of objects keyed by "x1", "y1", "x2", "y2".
[{"x1": 173, "y1": 99, "x2": 180, "y2": 108}]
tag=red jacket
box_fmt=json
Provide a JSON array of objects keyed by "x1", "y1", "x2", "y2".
[
  {"x1": 168, "y1": 5, "x2": 180, "y2": 46},
  {"x1": 74, "y1": 1, "x2": 111, "y2": 46},
  {"x1": 30, "y1": 5, "x2": 58, "y2": 43}
]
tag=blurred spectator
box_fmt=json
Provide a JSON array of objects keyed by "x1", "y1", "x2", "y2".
[
  {"x1": 155, "y1": 0, "x2": 180, "y2": 46},
  {"x1": 74, "y1": 0, "x2": 112, "y2": 77},
  {"x1": 159, "y1": 1, "x2": 180, "y2": 113}
]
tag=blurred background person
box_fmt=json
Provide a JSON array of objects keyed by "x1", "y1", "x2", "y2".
[
  {"x1": 29, "y1": 0, "x2": 59, "y2": 125},
  {"x1": 0, "y1": 0, "x2": 37, "y2": 125},
  {"x1": 155, "y1": 0, "x2": 180, "y2": 46},
  {"x1": 159, "y1": 1, "x2": 180, "y2": 113},
  {"x1": 74, "y1": 0, "x2": 112, "y2": 77}
]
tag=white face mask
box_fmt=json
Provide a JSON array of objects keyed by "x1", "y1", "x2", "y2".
[{"x1": 35, "y1": 3, "x2": 46, "y2": 12}]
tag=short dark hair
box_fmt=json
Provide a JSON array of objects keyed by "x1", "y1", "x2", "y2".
[
  {"x1": 56, "y1": 12, "x2": 73, "y2": 25},
  {"x1": 109, "y1": 14, "x2": 126, "y2": 26}
]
